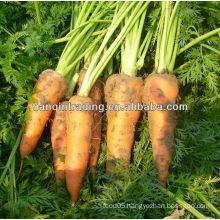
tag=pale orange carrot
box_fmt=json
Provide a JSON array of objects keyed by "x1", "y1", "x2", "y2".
[
  {"x1": 142, "y1": 73, "x2": 179, "y2": 187},
  {"x1": 78, "y1": 69, "x2": 103, "y2": 175},
  {"x1": 20, "y1": 69, "x2": 68, "y2": 159},
  {"x1": 50, "y1": 101, "x2": 68, "y2": 185},
  {"x1": 105, "y1": 73, "x2": 143, "y2": 172},
  {"x1": 65, "y1": 96, "x2": 94, "y2": 205}
]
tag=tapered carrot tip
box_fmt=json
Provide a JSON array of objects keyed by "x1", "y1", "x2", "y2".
[
  {"x1": 72, "y1": 202, "x2": 75, "y2": 207},
  {"x1": 159, "y1": 179, "x2": 167, "y2": 188},
  {"x1": 66, "y1": 96, "x2": 94, "y2": 205}
]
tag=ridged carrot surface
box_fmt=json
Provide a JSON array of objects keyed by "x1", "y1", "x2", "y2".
[
  {"x1": 20, "y1": 69, "x2": 68, "y2": 159},
  {"x1": 142, "y1": 73, "x2": 179, "y2": 187},
  {"x1": 50, "y1": 101, "x2": 68, "y2": 185},
  {"x1": 78, "y1": 70, "x2": 103, "y2": 174},
  {"x1": 105, "y1": 74, "x2": 143, "y2": 172},
  {"x1": 65, "y1": 96, "x2": 94, "y2": 205}
]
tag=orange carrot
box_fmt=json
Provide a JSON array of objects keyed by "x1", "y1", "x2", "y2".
[
  {"x1": 65, "y1": 96, "x2": 94, "y2": 205},
  {"x1": 105, "y1": 74, "x2": 143, "y2": 172},
  {"x1": 50, "y1": 101, "x2": 68, "y2": 185},
  {"x1": 20, "y1": 69, "x2": 68, "y2": 159},
  {"x1": 142, "y1": 73, "x2": 179, "y2": 187},
  {"x1": 78, "y1": 69, "x2": 103, "y2": 175},
  {"x1": 140, "y1": 2, "x2": 180, "y2": 187}
]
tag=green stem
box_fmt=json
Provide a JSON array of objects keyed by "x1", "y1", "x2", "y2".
[
  {"x1": 0, "y1": 25, "x2": 25, "y2": 48},
  {"x1": 178, "y1": 28, "x2": 220, "y2": 55},
  {"x1": 62, "y1": 24, "x2": 97, "y2": 74},
  {"x1": 56, "y1": 25, "x2": 96, "y2": 74},
  {"x1": 65, "y1": 72, "x2": 80, "y2": 99},
  {"x1": 63, "y1": 31, "x2": 106, "y2": 77},
  {"x1": 214, "y1": 25, "x2": 220, "y2": 37},
  {"x1": 85, "y1": 43, "x2": 98, "y2": 67},
  {"x1": 136, "y1": 30, "x2": 153, "y2": 70},
  {"x1": 77, "y1": 2, "x2": 96, "y2": 27},
  {"x1": 74, "y1": 2, "x2": 89, "y2": 27},
  {"x1": 54, "y1": 37, "x2": 70, "y2": 44},
  {"x1": 158, "y1": 1, "x2": 170, "y2": 72},
  {"x1": 138, "y1": 31, "x2": 150, "y2": 59},
  {"x1": 167, "y1": 1, "x2": 180, "y2": 36},
  {"x1": 54, "y1": 28, "x2": 108, "y2": 44},
  {"x1": 159, "y1": 187, "x2": 208, "y2": 219},
  {"x1": 70, "y1": 2, "x2": 74, "y2": 31},
  {"x1": 57, "y1": 6, "x2": 113, "y2": 74},
  {"x1": 63, "y1": 19, "x2": 109, "y2": 40},
  {"x1": 168, "y1": 18, "x2": 181, "y2": 73},
  {"x1": 9, "y1": 156, "x2": 16, "y2": 203},
  {"x1": 90, "y1": 2, "x2": 148, "y2": 83},
  {"x1": 0, "y1": 129, "x2": 23, "y2": 185},
  {"x1": 59, "y1": 27, "x2": 70, "y2": 38},
  {"x1": 57, "y1": 3, "x2": 100, "y2": 69},
  {"x1": 92, "y1": 29, "x2": 108, "y2": 36},
  {"x1": 65, "y1": 1, "x2": 114, "y2": 39},
  {"x1": 138, "y1": 10, "x2": 159, "y2": 59},
  {"x1": 174, "y1": 59, "x2": 194, "y2": 74},
  {"x1": 122, "y1": 9, "x2": 147, "y2": 76},
  {"x1": 201, "y1": 44, "x2": 220, "y2": 56},
  {"x1": 79, "y1": 1, "x2": 138, "y2": 96},
  {"x1": 200, "y1": 6, "x2": 218, "y2": 13},
  {"x1": 198, "y1": 194, "x2": 220, "y2": 217},
  {"x1": 65, "y1": 20, "x2": 111, "y2": 39},
  {"x1": 166, "y1": 16, "x2": 178, "y2": 69},
  {"x1": 13, "y1": 60, "x2": 26, "y2": 68},
  {"x1": 34, "y1": 2, "x2": 42, "y2": 25},
  {"x1": 56, "y1": 23, "x2": 95, "y2": 72},
  {"x1": 79, "y1": 2, "x2": 150, "y2": 96},
  {"x1": 155, "y1": 11, "x2": 164, "y2": 71}
]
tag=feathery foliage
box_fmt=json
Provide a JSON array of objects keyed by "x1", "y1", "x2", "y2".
[{"x1": 0, "y1": 1, "x2": 219, "y2": 219}]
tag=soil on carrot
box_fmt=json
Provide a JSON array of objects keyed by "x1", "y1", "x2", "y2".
[
  {"x1": 104, "y1": 73, "x2": 143, "y2": 117},
  {"x1": 0, "y1": 1, "x2": 219, "y2": 219}
]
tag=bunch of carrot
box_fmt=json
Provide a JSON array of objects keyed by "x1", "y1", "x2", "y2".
[
  {"x1": 67, "y1": 1, "x2": 151, "y2": 204},
  {"x1": 17, "y1": 2, "x2": 115, "y2": 205},
  {"x1": 2, "y1": 1, "x2": 220, "y2": 207}
]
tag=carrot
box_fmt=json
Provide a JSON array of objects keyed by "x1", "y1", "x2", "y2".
[
  {"x1": 102, "y1": 4, "x2": 149, "y2": 173},
  {"x1": 77, "y1": 2, "x2": 150, "y2": 180},
  {"x1": 142, "y1": 73, "x2": 179, "y2": 187},
  {"x1": 142, "y1": 2, "x2": 180, "y2": 186},
  {"x1": 65, "y1": 96, "x2": 94, "y2": 205},
  {"x1": 19, "y1": 69, "x2": 68, "y2": 159},
  {"x1": 105, "y1": 74, "x2": 143, "y2": 172},
  {"x1": 78, "y1": 69, "x2": 103, "y2": 175},
  {"x1": 16, "y1": 2, "x2": 114, "y2": 182},
  {"x1": 50, "y1": 101, "x2": 68, "y2": 185}
]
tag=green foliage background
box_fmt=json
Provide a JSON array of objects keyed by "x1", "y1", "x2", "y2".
[{"x1": 0, "y1": 2, "x2": 219, "y2": 219}]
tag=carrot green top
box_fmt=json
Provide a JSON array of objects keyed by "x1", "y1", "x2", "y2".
[
  {"x1": 78, "y1": 2, "x2": 151, "y2": 97},
  {"x1": 155, "y1": 1, "x2": 220, "y2": 74}
]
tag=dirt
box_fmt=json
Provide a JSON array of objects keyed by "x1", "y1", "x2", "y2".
[
  {"x1": 117, "y1": 148, "x2": 130, "y2": 162},
  {"x1": 142, "y1": 73, "x2": 178, "y2": 105},
  {"x1": 104, "y1": 73, "x2": 143, "y2": 117},
  {"x1": 36, "y1": 93, "x2": 51, "y2": 105},
  {"x1": 105, "y1": 73, "x2": 143, "y2": 102}
]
